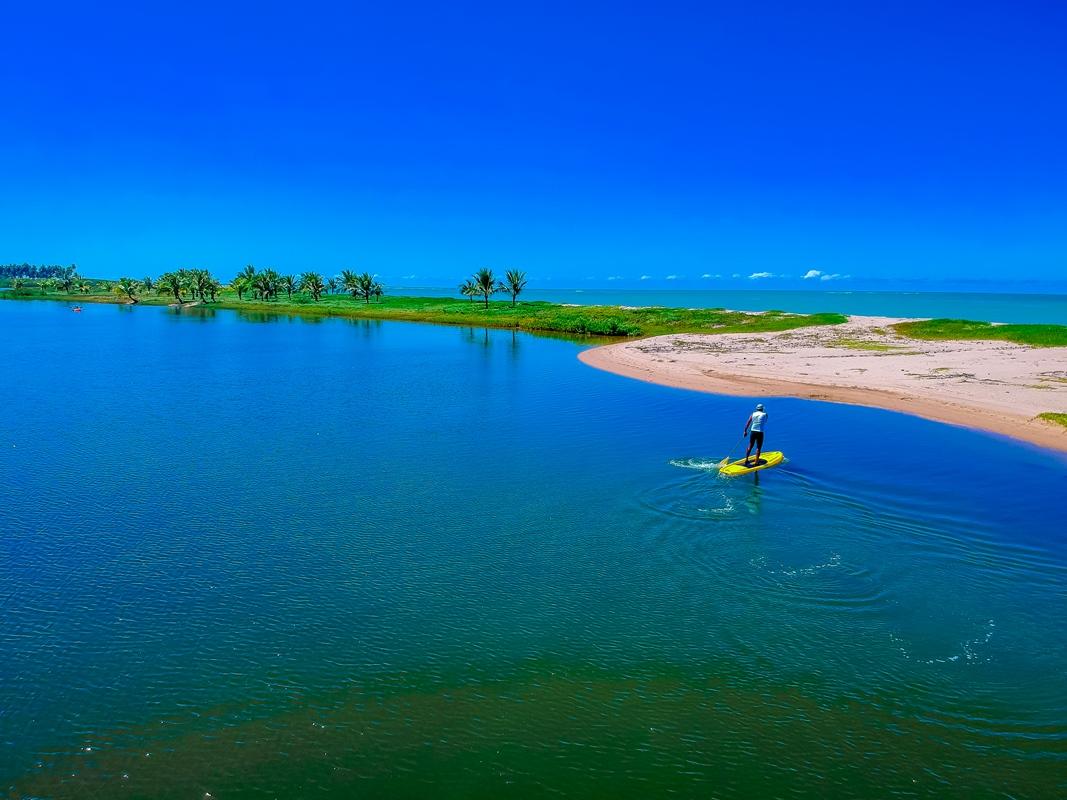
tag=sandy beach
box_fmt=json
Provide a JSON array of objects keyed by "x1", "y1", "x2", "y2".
[{"x1": 579, "y1": 315, "x2": 1067, "y2": 453}]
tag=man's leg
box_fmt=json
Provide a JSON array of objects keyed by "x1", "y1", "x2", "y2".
[
  {"x1": 744, "y1": 435, "x2": 753, "y2": 465},
  {"x1": 755, "y1": 434, "x2": 763, "y2": 464}
]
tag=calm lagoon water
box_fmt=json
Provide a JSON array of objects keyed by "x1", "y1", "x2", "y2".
[{"x1": 2, "y1": 300, "x2": 1066, "y2": 798}]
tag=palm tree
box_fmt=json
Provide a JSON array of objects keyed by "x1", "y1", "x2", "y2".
[
  {"x1": 341, "y1": 269, "x2": 361, "y2": 299},
  {"x1": 472, "y1": 268, "x2": 501, "y2": 309},
  {"x1": 281, "y1": 274, "x2": 296, "y2": 299},
  {"x1": 176, "y1": 269, "x2": 196, "y2": 300},
  {"x1": 460, "y1": 279, "x2": 477, "y2": 303},
  {"x1": 355, "y1": 273, "x2": 377, "y2": 303},
  {"x1": 502, "y1": 269, "x2": 527, "y2": 306},
  {"x1": 56, "y1": 274, "x2": 75, "y2": 293},
  {"x1": 253, "y1": 272, "x2": 274, "y2": 301},
  {"x1": 158, "y1": 272, "x2": 185, "y2": 303},
  {"x1": 339, "y1": 271, "x2": 378, "y2": 303},
  {"x1": 11, "y1": 277, "x2": 25, "y2": 294},
  {"x1": 207, "y1": 278, "x2": 221, "y2": 302},
  {"x1": 114, "y1": 277, "x2": 140, "y2": 303},
  {"x1": 326, "y1": 277, "x2": 338, "y2": 295},
  {"x1": 372, "y1": 281, "x2": 384, "y2": 302},
  {"x1": 76, "y1": 280, "x2": 92, "y2": 294},
  {"x1": 300, "y1": 272, "x2": 325, "y2": 301},
  {"x1": 142, "y1": 275, "x2": 154, "y2": 293},
  {"x1": 264, "y1": 269, "x2": 282, "y2": 300},
  {"x1": 234, "y1": 265, "x2": 257, "y2": 299},
  {"x1": 188, "y1": 269, "x2": 211, "y2": 301},
  {"x1": 200, "y1": 270, "x2": 213, "y2": 301}
]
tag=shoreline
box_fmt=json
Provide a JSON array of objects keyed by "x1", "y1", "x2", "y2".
[
  {"x1": 579, "y1": 316, "x2": 1067, "y2": 454},
  {"x1": 8, "y1": 292, "x2": 1067, "y2": 451},
  {"x1": 0, "y1": 290, "x2": 844, "y2": 340}
]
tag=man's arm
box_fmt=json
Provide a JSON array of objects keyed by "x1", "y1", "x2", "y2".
[{"x1": 743, "y1": 414, "x2": 752, "y2": 435}]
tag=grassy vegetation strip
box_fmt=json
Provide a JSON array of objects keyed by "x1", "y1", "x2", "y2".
[
  {"x1": 893, "y1": 318, "x2": 1067, "y2": 348},
  {"x1": 1037, "y1": 412, "x2": 1067, "y2": 429},
  {"x1": 1, "y1": 288, "x2": 847, "y2": 338}
]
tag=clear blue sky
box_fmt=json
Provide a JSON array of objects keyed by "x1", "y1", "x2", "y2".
[{"x1": 2, "y1": 1, "x2": 1064, "y2": 290}]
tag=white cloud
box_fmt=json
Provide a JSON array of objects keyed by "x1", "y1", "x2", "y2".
[
  {"x1": 665, "y1": 274, "x2": 678, "y2": 280},
  {"x1": 606, "y1": 275, "x2": 622, "y2": 281},
  {"x1": 819, "y1": 273, "x2": 849, "y2": 281},
  {"x1": 732, "y1": 273, "x2": 741, "y2": 278},
  {"x1": 701, "y1": 273, "x2": 712, "y2": 279},
  {"x1": 640, "y1": 275, "x2": 651, "y2": 280},
  {"x1": 748, "y1": 271, "x2": 774, "y2": 280},
  {"x1": 803, "y1": 269, "x2": 822, "y2": 280},
  {"x1": 402, "y1": 274, "x2": 416, "y2": 279}
]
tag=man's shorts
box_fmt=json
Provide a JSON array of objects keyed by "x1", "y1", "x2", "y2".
[{"x1": 749, "y1": 431, "x2": 764, "y2": 447}]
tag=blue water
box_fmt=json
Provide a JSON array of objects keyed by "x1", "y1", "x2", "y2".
[
  {"x1": 2, "y1": 300, "x2": 1066, "y2": 798},
  {"x1": 393, "y1": 286, "x2": 1067, "y2": 324}
]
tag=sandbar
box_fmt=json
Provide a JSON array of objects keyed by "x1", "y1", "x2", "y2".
[{"x1": 579, "y1": 315, "x2": 1067, "y2": 453}]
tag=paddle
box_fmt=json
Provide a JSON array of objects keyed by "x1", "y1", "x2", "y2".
[{"x1": 717, "y1": 434, "x2": 746, "y2": 470}]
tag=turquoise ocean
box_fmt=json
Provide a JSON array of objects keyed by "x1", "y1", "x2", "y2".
[
  {"x1": 2, "y1": 299, "x2": 1065, "y2": 798},
  {"x1": 393, "y1": 287, "x2": 1067, "y2": 325}
]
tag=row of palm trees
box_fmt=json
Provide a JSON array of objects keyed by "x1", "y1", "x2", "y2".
[
  {"x1": 460, "y1": 268, "x2": 527, "y2": 308},
  {"x1": 230, "y1": 265, "x2": 385, "y2": 304},
  {"x1": 33, "y1": 274, "x2": 97, "y2": 294},
  {"x1": 100, "y1": 266, "x2": 387, "y2": 305},
  {"x1": 18, "y1": 264, "x2": 529, "y2": 310},
  {"x1": 154, "y1": 269, "x2": 222, "y2": 303}
]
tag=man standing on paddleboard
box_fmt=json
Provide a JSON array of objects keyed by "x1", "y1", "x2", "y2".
[{"x1": 743, "y1": 403, "x2": 767, "y2": 466}]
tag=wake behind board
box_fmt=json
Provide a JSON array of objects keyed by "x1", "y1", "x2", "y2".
[{"x1": 720, "y1": 451, "x2": 784, "y2": 476}]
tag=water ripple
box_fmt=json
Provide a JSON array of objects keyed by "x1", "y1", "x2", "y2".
[{"x1": 3, "y1": 302, "x2": 1066, "y2": 797}]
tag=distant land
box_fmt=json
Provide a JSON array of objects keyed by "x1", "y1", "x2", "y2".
[{"x1": 4, "y1": 269, "x2": 1066, "y2": 453}]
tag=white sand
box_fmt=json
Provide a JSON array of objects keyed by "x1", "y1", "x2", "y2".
[{"x1": 579, "y1": 316, "x2": 1067, "y2": 453}]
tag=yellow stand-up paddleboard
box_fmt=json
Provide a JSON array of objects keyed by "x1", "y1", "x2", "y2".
[{"x1": 720, "y1": 451, "x2": 784, "y2": 476}]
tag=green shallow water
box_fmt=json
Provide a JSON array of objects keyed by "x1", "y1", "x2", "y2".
[{"x1": 1, "y1": 301, "x2": 1066, "y2": 798}]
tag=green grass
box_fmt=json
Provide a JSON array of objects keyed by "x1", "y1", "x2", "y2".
[
  {"x1": 0, "y1": 287, "x2": 847, "y2": 339},
  {"x1": 1037, "y1": 412, "x2": 1067, "y2": 429},
  {"x1": 893, "y1": 318, "x2": 1067, "y2": 347},
  {"x1": 14, "y1": 285, "x2": 1065, "y2": 347}
]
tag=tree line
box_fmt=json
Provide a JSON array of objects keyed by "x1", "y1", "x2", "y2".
[
  {"x1": 228, "y1": 266, "x2": 385, "y2": 304},
  {"x1": 93, "y1": 266, "x2": 388, "y2": 305},
  {"x1": 0, "y1": 264, "x2": 78, "y2": 280},
  {"x1": 13, "y1": 264, "x2": 531, "y2": 310},
  {"x1": 25, "y1": 273, "x2": 97, "y2": 294}
]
